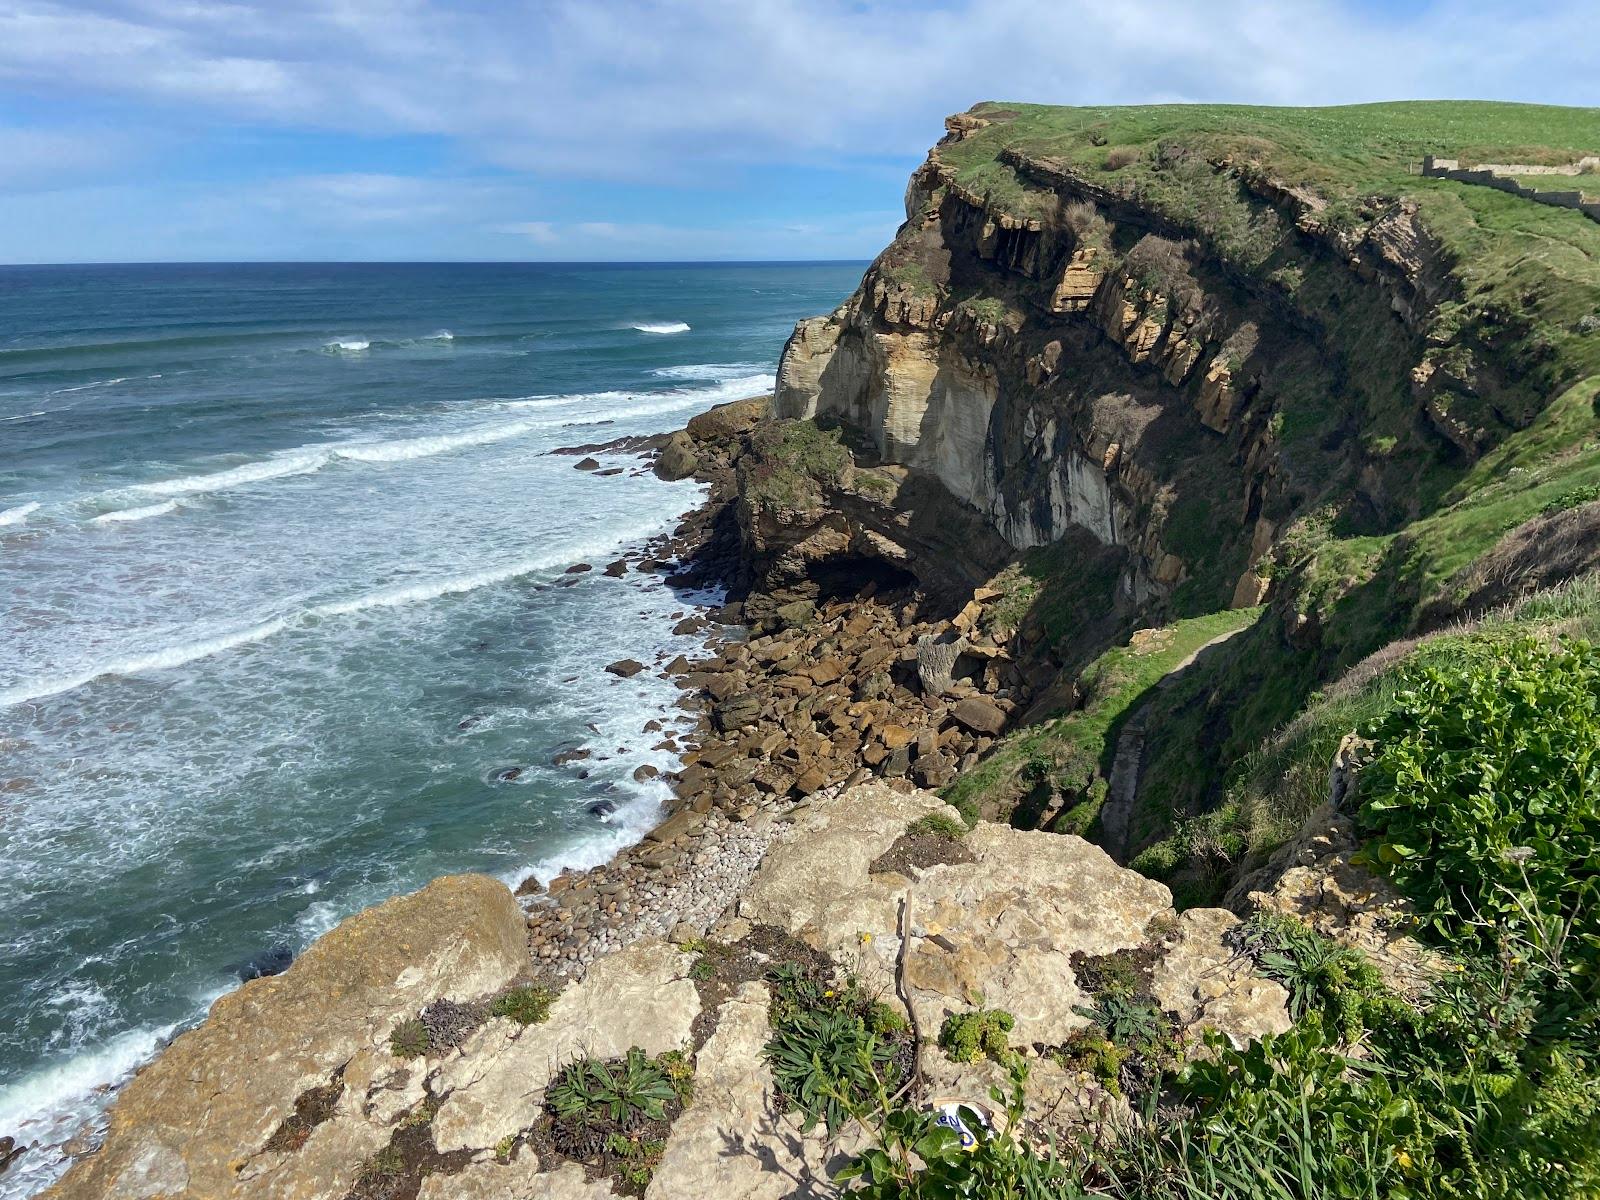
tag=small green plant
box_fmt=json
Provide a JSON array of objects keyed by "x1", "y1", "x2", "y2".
[
  {"x1": 1228, "y1": 912, "x2": 1404, "y2": 1042},
  {"x1": 866, "y1": 1001, "x2": 909, "y2": 1036},
  {"x1": 688, "y1": 956, "x2": 717, "y2": 983},
  {"x1": 655, "y1": 1048, "x2": 695, "y2": 1105},
  {"x1": 906, "y1": 811, "x2": 968, "y2": 840},
  {"x1": 764, "y1": 962, "x2": 907, "y2": 1135},
  {"x1": 1072, "y1": 992, "x2": 1169, "y2": 1060},
  {"x1": 605, "y1": 1132, "x2": 668, "y2": 1188},
  {"x1": 389, "y1": 1018, "x2": 429, "y2": 1060},
  {"x1": 1052, "y1": 1026, "x2": 1126, "y2": 1093},
  {"x1": 547, "y1": 1047, "x2": 678, "y2": 1127},
  {"x1": 767, "y1": 1005, "x2": 898, "y2": 1135},
  {"x1": 937, "y1": 1008, "x2": 1016, "y2": 1065},
  {"x1": 490, "y1": 984, "x2": 555, "y2": 1026},
  {"x1": 358, "y1": 1144, "x2": 406, "y2": 1181},
  {"x1": 493, "y1": 1134, "x2": 516, "y2": 1163}
]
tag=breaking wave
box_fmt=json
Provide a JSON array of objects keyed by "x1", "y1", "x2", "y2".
[
  {"x1": 0, "y1": 516, "x2": 676, "y2": 707},
  {"x1": 90, "y1": 500, "x2": 180, "y2": 525},
  {"x1": 100, "y1": 375, "x2": 772, "y2": 506},
  {"x1": 631, "y1": 322, "x2": 690, "y2": 334},
  {"x1": 0, "y1": 501, "x2": 40, "y2": 526}
]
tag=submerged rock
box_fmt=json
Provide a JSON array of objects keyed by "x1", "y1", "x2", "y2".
[{"x1": 230, "y1": 943, "x2": 294, "y2": 982}]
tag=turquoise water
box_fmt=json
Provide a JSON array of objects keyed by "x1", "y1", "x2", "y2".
[{"x1": 0, "y1": 261, "x2": 861, "y2": 1195}]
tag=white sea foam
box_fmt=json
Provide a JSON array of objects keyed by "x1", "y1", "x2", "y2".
[
  {"x1": 325, "y1": 339, "x2": 370, "y2": 352},
  {"x1": 630, "y1": 321, "x2": 690, "y2": 334},
  {"x1": 0, "y1": 1020, "x2": 179, "y2": 1198},
  {"x1": 90, "y1": 500, "x2": 179, "y2": 525},
  {"x1": 0, "y1": 515, "x2": 677, "y2": 707},
  {"x1": 423, "y1": 330, "x2": 454, "y2": 341},
  {"x1": 49, "y1": 376, "x2": 132, "y2": 395},
  {"x1": 0, "y1": 501, "x2": 40, "y2": 526},
  {"x1": 651, "y1": 362, "x2": 763, "y2": 381}
]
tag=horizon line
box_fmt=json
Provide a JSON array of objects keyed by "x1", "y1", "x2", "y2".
[{"x1": 0, "y1": 258, "x2": 875, "y2": 269}]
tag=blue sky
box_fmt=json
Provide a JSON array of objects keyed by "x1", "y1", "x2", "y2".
[{"x1": 0, "y1": 0, "x2": 1594, "y2": 264}]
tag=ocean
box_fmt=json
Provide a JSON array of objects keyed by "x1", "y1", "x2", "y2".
[{"x1": 0, "y1": 260, "x2": 862, "y2": 1197}]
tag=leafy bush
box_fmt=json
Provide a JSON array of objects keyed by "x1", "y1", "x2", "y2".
[
  {"x1": 1543, "y1": 484, "x2": 1600, "y2": 514},
  {"x1": 906, "y1": 811, "x2": 968, "y2": 840},
  {"x1": 490, "y1": 984, "x2": 554, "y2": 1026},
  {"x1": 937, "y1": 1008, "x2": 1016, "y2": 1065},
  {"x1": 388, "y1": 1018, "x2": 429, "y2": 1060},
  {"x1": 1228, "y1": 912, "x2": 1407, "y2": 1043},
  {"x1": 1357, "y1": 635, "x2": 1600, "y2": 970},
  {"x1": 764, "y1": 963, "x2": 904, "y2": 1135},
  {"x1": 547, "y1": 1047, "x2": 679, "y2": 1128}
]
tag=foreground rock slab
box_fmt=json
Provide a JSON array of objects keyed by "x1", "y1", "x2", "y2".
[
  {"x1": 49, "y1": 784, "x2": 1292, "y2": 1200},
  {"x1": 45, "y1": 874, "x2": 526, "y2": 1200}
]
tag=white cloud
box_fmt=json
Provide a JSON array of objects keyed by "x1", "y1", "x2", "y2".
[{"x1": 0, "y1": 0, "x2": 1593, "y2": 184}]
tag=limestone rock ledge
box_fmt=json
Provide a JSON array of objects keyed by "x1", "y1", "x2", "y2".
[{"x1": 47, "y1": 784, "x2": 1290, "y2": 1200}]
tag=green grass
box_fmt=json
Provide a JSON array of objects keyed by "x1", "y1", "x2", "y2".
[
  {"x1": 744, "y1": 419, "x2": 852, "y2": 509},
  {"x1": 943, "y1": 607, "x2": 1261, "y2": 828},
  {"x1": 1133, "y1": 574, "x2": 1600, "y2": 905}
]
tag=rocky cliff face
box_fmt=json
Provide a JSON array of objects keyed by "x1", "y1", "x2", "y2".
[{"x1": 774, "y1": 108, "x2": 1474, "y2": 623}]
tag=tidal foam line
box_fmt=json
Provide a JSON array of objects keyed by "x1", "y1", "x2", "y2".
[
  {"x1": 0, "y1": 517, "x2": 680, "y2": 707},
  {"x1": 0, "y1": 501, "x2": 40, "y2": 526},
  {"x1": 91, "y1": 500, "x2": 179, "y2": 525}
]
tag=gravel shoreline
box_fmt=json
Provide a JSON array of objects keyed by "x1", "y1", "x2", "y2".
[{"x1": 524, "y1": 395, "x2": 1031, "y2": 979}]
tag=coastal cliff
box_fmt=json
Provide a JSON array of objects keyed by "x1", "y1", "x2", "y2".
[
  {"x1": 28, "y1": 101, "x2": 1600, "y2": 1199},
  {"x1": 768, "y1": 100, "x2": 1600, "y2": 879}
]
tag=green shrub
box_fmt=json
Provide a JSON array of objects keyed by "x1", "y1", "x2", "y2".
[
  {"x1": 1357, "y1": 636, "x2": 1600, "y2": 970},
  {"x1": 1052, "y1": 1027, "x2": 1127, "y2": 1094},
  {"x1": 764, "y1": 963, "x2": 904, "y2": 1136},
  {"x1": 1543, "y1": 484, "x2": 1600, "y2": 515},
  {"x1": 937, "y1": 1009, "x2": 1016, "y2": 1065},
  {"x1": 389, "y1": 1018, "x2": 429, "y2": 1060},
  {"x1": 490, "y1": 984, "x2": 554, "y2": 1026},
  {"x1": 546, "y1": 1047, "x2": 678, "y2": 1127},
  {"x1": 1229, "y1": 912, "x2": 1408, "y2": 1043},
  {"x1": 906, "y1": 811, "x2": 968, "y2": 840}
]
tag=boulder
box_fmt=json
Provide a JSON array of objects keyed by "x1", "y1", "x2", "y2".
[
  {"x1": 44, "y1": 875, "x2": 527, "y2": 1200},
  {"x1": 916, "y1": 632, "x2": 968, "y2": 696},
  {"x1": 605, "y1": 659, "x2": 645, "y2": 678},
  {"x1": 653, "y1": 431, "x2": 699, "y2": 481},
  {"x1": 685, "y1": 396, "x2": 770, "y2": 445},
  {"x1": 950, "y1": 696, "x2": 1006, "y2": 736}
]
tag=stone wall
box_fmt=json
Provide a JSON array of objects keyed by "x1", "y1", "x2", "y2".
[{"x1": 1422, "y1": 155, "x2": 1600, "y2": 224}]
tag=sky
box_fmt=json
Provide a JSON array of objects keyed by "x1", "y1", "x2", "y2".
[{"x1": 0, "y1": 0, "x2": 1594, "y2": 264}]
